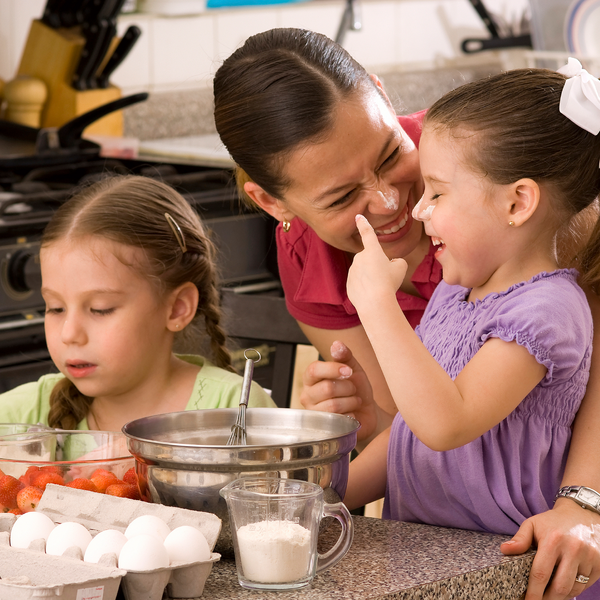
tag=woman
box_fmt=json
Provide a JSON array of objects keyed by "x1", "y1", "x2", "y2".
[{"x1": 214, "y1": 28, "x2": 600, "y2": 599}]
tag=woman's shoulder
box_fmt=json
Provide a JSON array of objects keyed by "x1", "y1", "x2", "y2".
[{"x1": 178, "y1": 355, "x2": 276, "y2": 409}]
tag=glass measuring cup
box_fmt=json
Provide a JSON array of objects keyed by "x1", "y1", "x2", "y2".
[{"x1": 220, "y1": 477, "x2": 354, "y2": 590}]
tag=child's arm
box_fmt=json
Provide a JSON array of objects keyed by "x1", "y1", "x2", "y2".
[
  {"x1": 347, "y1": 215, "x2": 547, "y2": 451},
  {"x1": 343, "y1": 426, "x2": 390, "y2": 510}
]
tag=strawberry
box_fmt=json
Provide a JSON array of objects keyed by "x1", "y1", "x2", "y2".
[
  {"x1": 8, "y1": 508, "x2": 23, "y2": 515},
  {"x1": 30, "y1": 471, "x2": 65, "y2": 491},
  {"x1": 66, "y1": 478, "x2": 99, "y2": 493},
  {"x1": 123, "y1": 467, "x2": 137, "y2": 486},
  {"x1": 17, "y1": 486, "x2": 43, "y2": 513},
  {"x1": 90, "y1": 470, "x2": 119, "y2": 493},
  {"x1": 19, "y1": 466, "x2": 41, "y2": 486},
  {"x1": 40, "y1": 465, "x2": 63, "y2": 475},
  {"x1": 0, "y1": 475, "x2": 25, "y2": 512},
  {"x1": 105, "y1": 483, "x2": 141, "y2": 500}
]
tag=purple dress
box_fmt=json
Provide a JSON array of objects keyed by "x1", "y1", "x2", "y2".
[{"x1": 383, "y1": 269, "x2": 593, "y2": 536}]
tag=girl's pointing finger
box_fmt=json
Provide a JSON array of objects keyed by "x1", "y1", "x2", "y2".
[{"x1": 355, "y1": 214, "x2": 378, "y2": 248}]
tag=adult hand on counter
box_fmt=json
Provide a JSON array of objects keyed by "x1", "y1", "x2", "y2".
[
  {"x1": 300, "y1": 340, "x2": 391, "y2": 446},
  {"x1": 501, "y1": 499, "x2": 600, "y2": 599}
]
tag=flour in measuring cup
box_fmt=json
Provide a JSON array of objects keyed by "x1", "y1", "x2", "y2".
[{"x1": 236, "y1": 520, "x2": 312, "y2": 583}]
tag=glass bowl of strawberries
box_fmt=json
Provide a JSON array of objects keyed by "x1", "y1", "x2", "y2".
[{"x1": 0, "y1": 429, "x2": 137, "y2": 515}]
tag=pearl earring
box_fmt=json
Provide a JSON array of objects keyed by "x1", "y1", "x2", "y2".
[{"x1": 508, "y1": 221, "x2": 515, "y2": 227}]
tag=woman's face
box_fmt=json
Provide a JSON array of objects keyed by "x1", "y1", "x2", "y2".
[{"x1": 277, "y1": 87, "x2": 424, "y2": 259}]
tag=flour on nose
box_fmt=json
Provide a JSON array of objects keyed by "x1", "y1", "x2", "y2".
[
  {"x1": 412, "y1": 195, "x2": 435, "y2": 221},
  {"x1": 378, "y1": 190, "x2": 399, "y2": 211}
]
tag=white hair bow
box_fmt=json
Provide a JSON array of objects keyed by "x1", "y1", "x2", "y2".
[{"x1": 558, "y1": 57, "x2": 600, "y2": 135}]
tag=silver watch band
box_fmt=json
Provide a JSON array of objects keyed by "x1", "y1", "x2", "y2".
[{"x1": 555, "y1": 486, "x2": 600, "y2": 514}]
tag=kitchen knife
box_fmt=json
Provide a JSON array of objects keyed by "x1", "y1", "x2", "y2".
[
  {"x1": 72, "y1": 19, "x2": 111, "y2": 91},
  {"x1": 96, "y1": 25, "x2": 142, "y2": 89},
  {"x1": 468, "y1": 0, "x2": 500, "y2": 39},
  {"x1": 85, "y1": 19, "x2": 118, "y2": 89},
  {"x1": 41, "y1": 0, "x2": 66, "y2": 28}
]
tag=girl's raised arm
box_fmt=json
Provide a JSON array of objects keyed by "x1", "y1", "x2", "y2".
[{"x1": 347, "y1": 215, "x2": 547, "y2": 451}]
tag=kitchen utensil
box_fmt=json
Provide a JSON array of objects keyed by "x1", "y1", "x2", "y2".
[
  {"x1": 97, "y1": 25, "x2": 142, "y2": 89},
  {"x1": 565, "y1": 0, "x2": 600, "y2": 56},
  {"x1": 3, "y1": 76, "x2": 48, "y2": 128},
  {"x1": 468, "y1": 0, "x2": 501, "y2": 37},
  {"x1": 461, "y1": 33, "x2": 532, "y2": 53},
  {"x1": 41, "y1": 0, "x2": 67, "y2": 28},
  {"x1": 0, "y1": 91, "x2": 148, "y2": 169},
  {"x1": 122, "y1": 408, "x2": 360, "y2": 553},
  {"x1": 220, "y1": 477, "x2": 353, "y2": 590},
  {"x1": 462, "y1": 0, "x2": 532, "y2": 53},
  {"x1": 226, "y1": 348, "x2": 261, "y2": 446}
]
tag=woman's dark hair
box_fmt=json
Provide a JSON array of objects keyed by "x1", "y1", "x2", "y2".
[
  {"x1": 214, "y1": 27, "x2": 376, "y2": 202},
  {"x1": 423, "y1": 68, "x2": 600, "y2": 288},
  {"x1": 42, "y1": 175, "x2": 234, "y2": 429}
]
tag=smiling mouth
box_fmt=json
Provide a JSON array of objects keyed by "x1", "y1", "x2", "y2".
[
  {"x1": 432, "y1": 236, "x2": 445, "y2": 250},
  {"x1": 373, "y1": 204, "x2": 410, "y2": 236}
]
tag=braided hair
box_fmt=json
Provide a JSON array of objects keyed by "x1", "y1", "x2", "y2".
[{"x1": 43, "y1": 175, "x2": 233, "y2": 429}]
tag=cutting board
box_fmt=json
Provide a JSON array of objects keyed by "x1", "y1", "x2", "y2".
[{"x1": 138, "y1": 133, "x2": 234, "y2": 167}]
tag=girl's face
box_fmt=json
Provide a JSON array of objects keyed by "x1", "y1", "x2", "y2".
[
  {"x1": 276, "y1": 88, "x2": 424, "y2": 260},
  {"x1": 415, "y1": 127, "x2": 512, "y2": 291},
  {"x1": 40, "y1": 237, "x2": 172, "y2": 400}
]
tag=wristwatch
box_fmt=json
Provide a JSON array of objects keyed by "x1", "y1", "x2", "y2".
[{"x1": 555, "y1": 486, "x2": 600, "y2": 514}]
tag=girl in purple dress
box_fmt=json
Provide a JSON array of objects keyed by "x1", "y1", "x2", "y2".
[{"x1": 344, "y1": 60, "x2": 600, "y2": 597}]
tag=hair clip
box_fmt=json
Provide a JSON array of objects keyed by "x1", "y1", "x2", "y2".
[
  {"x1": 558, "y1": 57, "x2": 600, "y2": 136},
  {"x1": 165, "y1": 213, "x2": 187, "y2": 254}
]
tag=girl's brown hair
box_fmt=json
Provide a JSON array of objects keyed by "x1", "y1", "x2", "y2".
[
  {"x1": 423, "y1": 68, "x2": 600, "y2": 287},
  {"x1": 213, "y1": 27, "x2": 377, "y2": 203},
  {"x1": 43, "y1": 175, "x2": 233, "y2": 429}
]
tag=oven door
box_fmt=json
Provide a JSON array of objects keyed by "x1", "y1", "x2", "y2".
[{"x1": 0, "y1": 319, "x2": 56, "y2": 393}]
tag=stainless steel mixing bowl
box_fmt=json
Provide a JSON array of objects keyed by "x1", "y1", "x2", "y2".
[{"x1": 122, "y1": 408, "x2": 360, "y2": 553}]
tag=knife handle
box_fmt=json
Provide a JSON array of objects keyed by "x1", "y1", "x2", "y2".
[{"x1": 97, "y1": 25, "x2": 141, "y2": 89}]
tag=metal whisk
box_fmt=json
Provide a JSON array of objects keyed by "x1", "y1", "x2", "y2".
[{"x1": 227, "y1": 348, "x2": 261, "y2": 446}]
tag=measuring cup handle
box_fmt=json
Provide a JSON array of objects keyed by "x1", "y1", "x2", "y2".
[{"x1": 316, "y1": 502, "x2": 354, "y2": 574}]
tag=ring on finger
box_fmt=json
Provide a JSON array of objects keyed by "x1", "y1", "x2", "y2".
[{"x1": 575, "y1": 574, "x2": 590, "y2": 585}]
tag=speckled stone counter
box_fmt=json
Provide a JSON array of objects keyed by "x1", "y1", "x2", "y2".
[{"x1": 201, "y1": 516, "x2": 534, "y2": 599}]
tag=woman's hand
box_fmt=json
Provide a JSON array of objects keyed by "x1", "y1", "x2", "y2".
[
  {"x1": 300, "y1": 340, "x2": 383, "y2": 443},
  {"x1": 347, "y1": 214, "x2": 408, "y2": 312},
  {"x1": 501, "y1": 499, "x2": 600, "y2": 599}
]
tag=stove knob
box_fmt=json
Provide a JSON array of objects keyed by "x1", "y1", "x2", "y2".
[{"x1": 7, "y1": 249, "x2": 41, "y2": 293}]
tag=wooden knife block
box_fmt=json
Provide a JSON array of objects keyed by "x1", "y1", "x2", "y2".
[{"x1": 16, "y1": 20, "x2": 122, "y2": 136}]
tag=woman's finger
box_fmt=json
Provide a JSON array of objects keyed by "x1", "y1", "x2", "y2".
[{"x1": 302, "y1": 358, "x2": 353, "y2": 387}]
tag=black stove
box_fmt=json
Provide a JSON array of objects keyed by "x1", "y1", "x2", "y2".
[{"x1": 0, "y1": 155, "x2": 281, "y2": 393}]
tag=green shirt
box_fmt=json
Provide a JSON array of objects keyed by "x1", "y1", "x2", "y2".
[{"x1": 0, "y1": 354, "x2": 276, "y2": 429}]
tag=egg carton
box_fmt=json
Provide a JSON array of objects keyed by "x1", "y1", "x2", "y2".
[
  {"x1": 0, "y1": 523, "x2": 125, "y2": 600},
  {"x1": 0, "y1": 485, "x2": 223, "y2": 600}
]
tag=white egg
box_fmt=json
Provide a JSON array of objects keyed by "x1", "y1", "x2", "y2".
[
  {"x1": 118, "y1": 534, "x2": 170, "y2": 571},
  {"x1": 164, "y1": 525, "x2": 211, "y2": 564},
  {"x1": 84, "y1": 529, "x2": 128, "y2": 563},
  {"x1": 124, "y1": 514, "x2": 171, "y2": 542},
  {"x1": 46, "y1": 522, "x2": 93, "y2": 556},
  {"x1": 10, "y1": 512, "x2": 56, "y2": 549}
]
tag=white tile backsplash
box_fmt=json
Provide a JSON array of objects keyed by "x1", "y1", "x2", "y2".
[
  {"x1": 0, "y1": 0, "x2": 529, "y2": 95},
  {"x1": 213, "y1": 7, "x2": 279, "y2": 65}
]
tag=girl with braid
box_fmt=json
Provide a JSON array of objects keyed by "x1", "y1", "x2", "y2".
[{"x1": 0, "y1": 175, "x2": 275, "y2": 431}]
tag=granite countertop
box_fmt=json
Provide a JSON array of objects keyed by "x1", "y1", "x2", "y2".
[{"x1": 201, "y1": 516, "x2": 535, "y2": 600}]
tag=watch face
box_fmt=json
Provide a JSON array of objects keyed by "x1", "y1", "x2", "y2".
[{"x1": 576, "y1": 488, "x2": 600, "y2": 509}]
